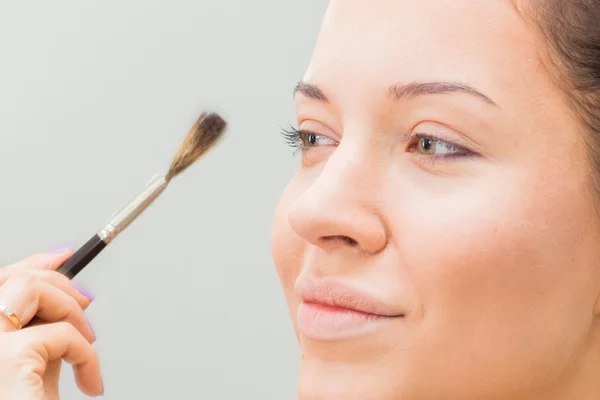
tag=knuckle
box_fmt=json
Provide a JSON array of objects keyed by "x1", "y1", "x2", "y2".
[
  {"x1": 38, "y1": 270, "x2": 73, "y2": 293},
  {"x1": 39, "y1": 270, "x2": 87, "y2": 302},
  {"x1": 6, "y1": 272, "x2": 37, "y2": 291},
  {"x1": 55, "y1": 321, "x2": 78, "y2": 337},
  {"x1": 20, "y1": 254, "x2": 49, "y2": 269},
  {"x1": 65, "y1": 294, "x2": 80, "y2": 309},
  {"x1": 53, "y1": 272, "x2": 71, "y2": 287},
  {"x1": 18, "y1": 273, "x2": 36, "y2": 287},
  {"x1": 62, "y1": 298, "x2": 82, "y2": 322},
  {"x1": 41, "y1": 269, "x2": 68, "y2": 282}
]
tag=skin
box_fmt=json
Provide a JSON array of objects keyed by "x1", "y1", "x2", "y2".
[
  {"x1": 270, "y1": 1, "x2": 600, "y2": 399},
  {"x1": 0, "y1": 251, "x2": 102, "y2": 399}
]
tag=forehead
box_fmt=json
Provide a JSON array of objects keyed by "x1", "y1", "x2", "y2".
[{"x1": 304, "y1": 0, "x2": 547, "y2": 109}]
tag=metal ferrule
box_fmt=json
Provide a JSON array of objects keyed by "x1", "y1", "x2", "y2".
[{"x1": 97, "y1": 175, "x2": 168, "y2": 244}]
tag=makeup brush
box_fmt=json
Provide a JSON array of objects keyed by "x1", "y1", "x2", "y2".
[{"x1": 56, "y1": 112, "x2": 227, "y2": 279}]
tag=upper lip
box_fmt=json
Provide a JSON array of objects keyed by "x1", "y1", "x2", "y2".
[{"x1": 295, "y1": 277, "x2": 405, "y2": 318}]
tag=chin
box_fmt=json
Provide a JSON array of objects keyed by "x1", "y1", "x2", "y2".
[{"x1": 297, "y1": 357, "x2": 408, "y2": 400}]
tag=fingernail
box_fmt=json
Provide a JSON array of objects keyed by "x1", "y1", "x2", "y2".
[
  {"x1": 48, "y1": 244, "x2": 77, "y2": 254},
  {"x1": 72, "y1": 281, "x2": 94, "y2": 301},
  {"x1": 100, "y1": 376, "x2": 104, "y2": 395}
]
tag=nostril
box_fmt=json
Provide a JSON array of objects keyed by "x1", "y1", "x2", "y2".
[
  {"x1": 323, "y1": 235, "x2": 358, "y2": 247},
  {"x1": 343, "y1": 236, "x2": 358, "y2": 246}
]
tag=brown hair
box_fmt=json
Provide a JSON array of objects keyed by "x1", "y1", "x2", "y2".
[{"x1": 518, "y1": 1, "x2": 600, "y2": 192}]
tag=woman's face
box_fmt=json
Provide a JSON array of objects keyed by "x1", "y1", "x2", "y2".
[{"x1": 271, "y1": 1, "x2": 600, "y2": 399}]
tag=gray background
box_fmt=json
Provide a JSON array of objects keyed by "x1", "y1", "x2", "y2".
[{"x1": 0, "y1": 1, "x2": 327, "y2": 398}]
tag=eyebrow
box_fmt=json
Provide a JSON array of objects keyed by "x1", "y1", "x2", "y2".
[
  {"x1": 389, "y1": 81, "x2": 498, "y2": 107},
  {"x1": 293, "y1": 80, "x2": 498, "y2": 108},
  {"x1": 293, "y1": 81, "x2": 329, "y2": 102}
]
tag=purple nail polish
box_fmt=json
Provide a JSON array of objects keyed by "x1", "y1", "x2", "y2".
[
  {"x1": 48, "y1": 244, "x2": 77, "y2": 254},
  {"x1": 72, "y1": 281, "x2": 94, "y2": 301}
]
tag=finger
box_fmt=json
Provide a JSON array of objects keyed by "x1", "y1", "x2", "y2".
[
  {"x1": 7, "y1": 251, "x2": 94, "y2": 309},
  {"x1": 0, "y1": 306, "x2": 20, "y2": 332},
  {"x1": 17, "y1": 322, "x2": 103, "y2": 396},
  {"x1": 5, "y1": 251, "x2": 93, "y2": 309},
  {"x1": 8, "y1": 250, "x2": 75, "y2": 271},
  {"x1": 0, "y1": 273, "x2": 94, "y2": 342},
  {"x1": 43, "y1": 359, "x2": 63, "y2": 400},
  {"x1": 26, "y1": 269, "x2": 94, "y2": 310}
]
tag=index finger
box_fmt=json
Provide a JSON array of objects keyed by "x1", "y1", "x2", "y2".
[{"x1": 9, "y1": 251, "x2": 75, "y2": 272}]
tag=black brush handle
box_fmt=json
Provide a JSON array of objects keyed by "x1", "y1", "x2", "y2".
[{"x1": 57, "y1": 235, "x2": 106, "y2": 279}]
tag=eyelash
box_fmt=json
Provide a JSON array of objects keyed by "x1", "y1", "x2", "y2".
[
  {"x1": 280, "y1": 125, "x2": 338, "y2": 154},
  {"x1": 280, "y1": 125, "x2": 474, "y2": 161}
]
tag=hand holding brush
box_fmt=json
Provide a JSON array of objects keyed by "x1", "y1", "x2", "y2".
[{"x1": 0, "y1": 111, "x2": 227, "y2": 399}]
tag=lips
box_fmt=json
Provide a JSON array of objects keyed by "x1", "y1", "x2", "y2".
[
  {"x1": 295, "y1": 277, "x2": 405, "y2": 318},
  {"x1": 295, "y1": 277, "x2": 405, "y2": 341}
]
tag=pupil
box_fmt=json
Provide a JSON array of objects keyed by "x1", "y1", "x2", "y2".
[
  {"x1": 422, "y1": 138, "x2": 432, "y2": 150},
  {"x1": 308, "y1": 134, "x2": 317, "y2": 145}
]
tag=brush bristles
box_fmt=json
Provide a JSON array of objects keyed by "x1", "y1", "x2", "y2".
[{"x1": 166, "y1": 112, "x2": 227, "y2": 181}]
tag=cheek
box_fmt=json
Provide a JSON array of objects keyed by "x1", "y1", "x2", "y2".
[
  {"x1": 270, "y1": 181, "x2": 305, "y2": 313},
  {"x1": 401, "y1": 196, "x2": 544, "y2": 318},
  {"x1": 392, "y1": 164, "x2": 599, "y2": 382}
]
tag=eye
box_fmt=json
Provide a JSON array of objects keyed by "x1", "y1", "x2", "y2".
[
  {"x1": 417, "y1": 135, "x2": 463, "y2": 156},
  {"x1": 280, "y1": 125, "x2": 338, "y2": 154},
  {"x1": 407, "y1": 133, "x2": 473, "y2": 161},
  {"x1": 300, "y1": 131, "x2": 337, "y2": 148}
]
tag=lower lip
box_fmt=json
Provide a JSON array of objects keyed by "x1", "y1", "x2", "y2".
[{"x1": 297, "y1": 301, "x2": 399, "y2": 341}]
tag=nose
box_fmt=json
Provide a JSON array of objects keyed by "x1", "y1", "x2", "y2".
[{"x1": 288, "y1": 148, "x2": 388, "y2": 254}]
